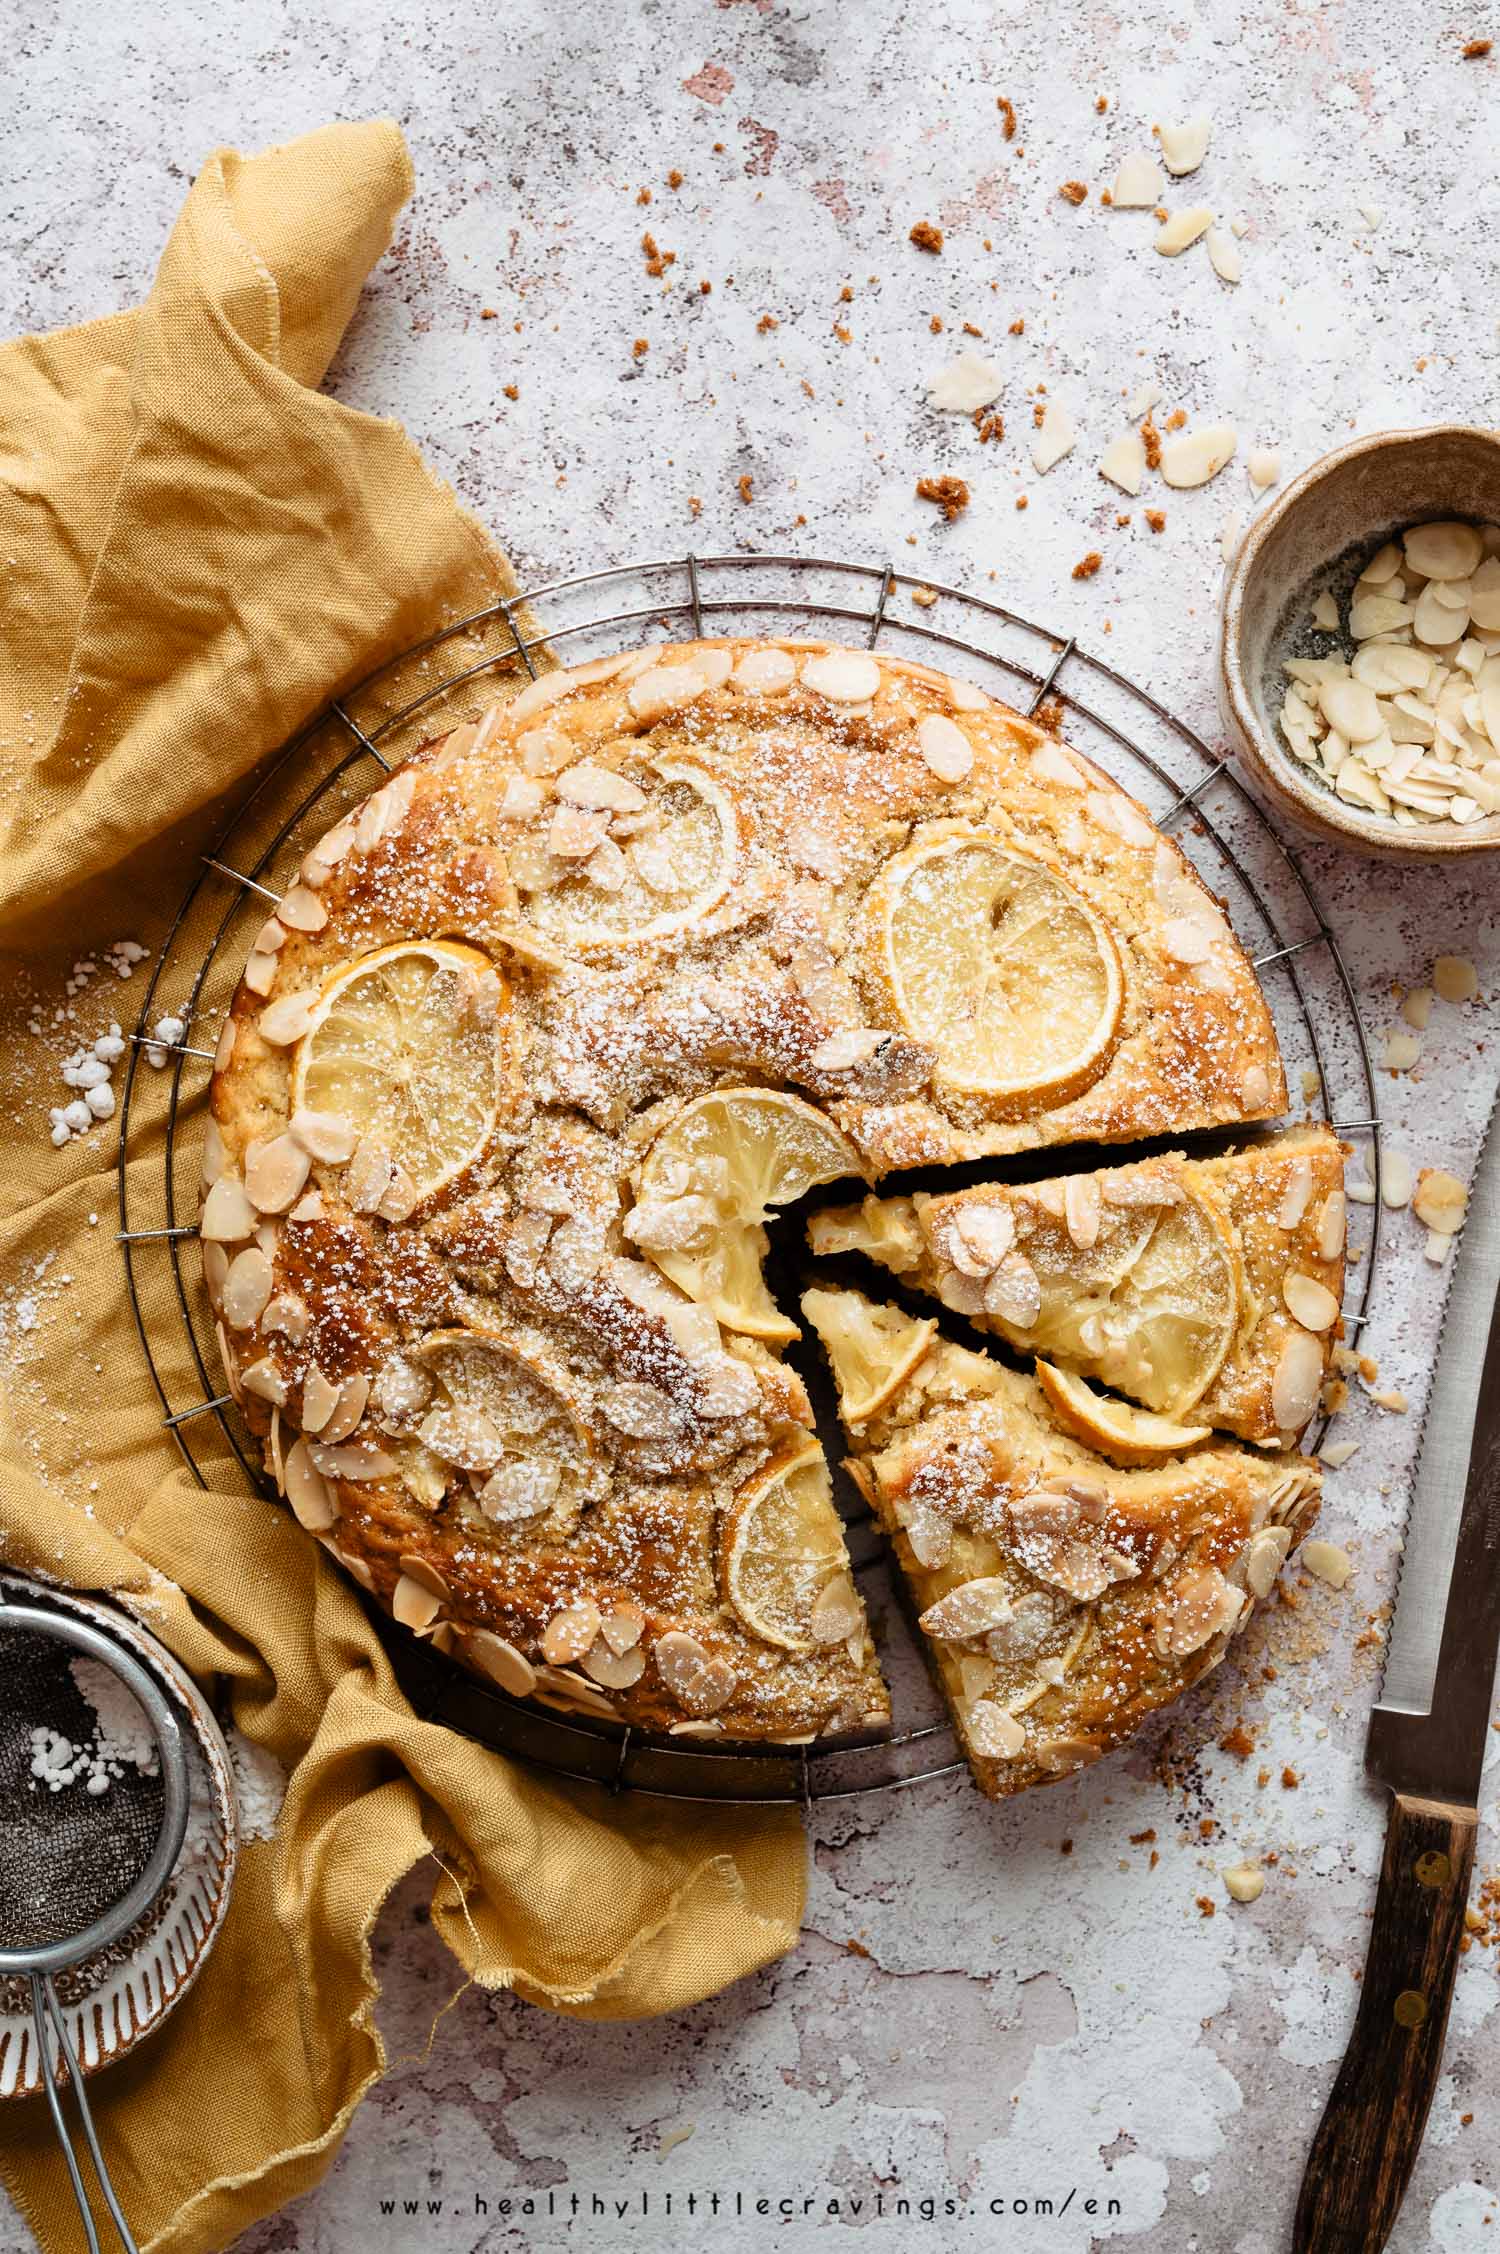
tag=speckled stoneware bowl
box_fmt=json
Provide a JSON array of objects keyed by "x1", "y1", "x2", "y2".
[{"x1": 1219, "y1": 425, "x2": 1500, "y2": 860}]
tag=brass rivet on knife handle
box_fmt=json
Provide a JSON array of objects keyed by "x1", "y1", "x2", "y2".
[
  {"x1": 1414, "y1": 1849, "x2": 1451, "y2": 1888},
  {"x1": 1393, "y1": 1989, "x2": 1428, "y2": 2029}
]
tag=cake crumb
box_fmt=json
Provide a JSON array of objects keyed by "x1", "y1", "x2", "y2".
[
  {"x1": 997, "y1": 96, "x2": 1017, "y2": 139},
  {"x1": 1059, "y1": 180, "x2": 1089, "y2": 205},
  {"x1": 737, "y1": 473, "x2": 754, "y2": 502},
  {"x1": 1071, "y1": 551, "x2": 1103, "y2": 580},
  {"x1": 909, "y1": 220, "x2": 944, "y2": 254},
  {"x1": 1145, "y1": 508, "x2": 1166, "y2": 533},
  {"x1": 915, "y1": 473, "x2": 970, "y2": 521}
]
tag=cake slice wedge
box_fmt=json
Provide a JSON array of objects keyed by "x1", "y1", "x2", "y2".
[
  {"x1": 803, "y1": 1286, "x2": 1320, "y2": 1798},
  {"x1": 807, "y1": 1126, "x2": 1346, "y2": 1447}
]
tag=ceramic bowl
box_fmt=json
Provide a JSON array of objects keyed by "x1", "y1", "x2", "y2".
[{"x1": 1219, "y1": 424, "x2": 1500, "y2": 859}]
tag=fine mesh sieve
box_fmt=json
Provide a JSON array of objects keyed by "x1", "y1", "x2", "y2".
[{"x1": 0, "y1": 1591, "x2": 191, "y2": 2254}]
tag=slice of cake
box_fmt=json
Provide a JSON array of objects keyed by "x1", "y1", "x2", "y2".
[
  {"x1": 803, "y1": 1286, "x2": 1320, "y2": 1798},
  {"x1": 808, "y1": 1127, "x2": 1346, "y2": 1447}
]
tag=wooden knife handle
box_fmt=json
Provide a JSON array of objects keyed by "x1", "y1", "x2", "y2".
[{"x1": 1293, "y1": 1791, "x2": 1477, "y2": 2254}]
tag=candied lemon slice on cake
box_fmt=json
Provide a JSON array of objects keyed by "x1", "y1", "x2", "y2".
[
  {"x1": 858, "y1": 826, "x2": 1124, "y2": 1106},
  {"x1": 720, "y1": 1442, "x2": 861, "y2": 1651},
  {"x1": 292, "y1": 940, "x2": 505, "y2": 1200},
  {"x1": 630, "y1": 1088, "x2": 863, "y2": 1341},
  {"x1": 800, "y1": 1287, "x2": 937, "y2": 1424},
  {"x1": 1034, "y1": 1360, "x2": 1212, "y2": 1463},
  {"x1": 515, "y1": 754, "x2": 741, "y2": 949},
  {"x1": 413, "y1": 1328, "x2": 599, "y2": 1526}
]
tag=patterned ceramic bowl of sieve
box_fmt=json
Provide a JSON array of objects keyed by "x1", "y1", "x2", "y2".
[{"x1": 0, "y1": 1580, "x2": 239, "y2": 2100}]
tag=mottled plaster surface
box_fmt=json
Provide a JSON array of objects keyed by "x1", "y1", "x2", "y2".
[{"x1": 3, "y1": 1, "x2": 1498, "y2": 2247}]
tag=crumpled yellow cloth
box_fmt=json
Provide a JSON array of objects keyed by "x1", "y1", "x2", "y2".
[{"x1": 0, "y1": 121, "x2": 803, "y2": 2254}]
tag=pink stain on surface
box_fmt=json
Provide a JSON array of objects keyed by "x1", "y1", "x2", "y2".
[
  {"x1": 682, "y1": 61, "x2": 734, "y2": 105},
  {"x1": 740, "y1": 117, "x2": 779, "y2": 176},
  {"x1": 811, "y1": 177, "x2": 854, "y2": 225}
]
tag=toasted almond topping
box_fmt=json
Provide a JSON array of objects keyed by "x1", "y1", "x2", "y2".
[
  {"x1": 201, "y1": 1175, "x2": 257, "y2": 1242},
  {"x1": 802, "y1": 651, "x2": 881, "y2": 704},
  {"x1": 809, "y1": 1028, "x2": 884, "y2": 1072},
  {"x1": 810, "y1": 1573, "x2": 863, "y2": 1645},
  {"x1": 968, "y1": 1700, "x2": 1027, "y2": 1759},
  {"x1": 1317, "y1": 1191, "x2": 1347, "y2": 1260},
  {"x1": 627, "y1": 662, "x2": 712, "y2": 722},
  {"x1": 242, "y1": 952, "x2": 278, "y2": 997},
  {"x1": 510, "y1": 670, "x2": 574, "y2": 723},
  {"x1": 915, "y1": 712, "x2": 974, "y2": 781},
  {"x1": 581, "y1": 1639, "x2": 647, "y2": 1689},
  {"x1": 1270, "y1": 1329, "x2": 1325, "y2": 1432},
  {"x1": 919, "y1": 1575, "x2": 1016, "y2": 1640},
  {"x1": 392, "y1": 1573, "x2": 442, "y2": 1632},
  {"x1": 1063, "y1": 1174, "x2": 1101, "y2": 1250},
  {"x1": 548, "y1": 803, "x2": 611, "y2": 860},
  {"x1": 1157, "y1": 1563, "x2": 1243, "y2": 1657},
  {"x1": 1276, "y1": 1157, "x2": 1315, "y2": 1230},
  {"x1": 599, "y1": 1599, "x2": 647, "y2": 1655},
  {"x1": 318, "y1": 1373, "x2": 371, "y2": 1446},
  {"x1": 284, "y1": 1437, "x2": 336, "y2": 1530},
  {"x1": 301, "y1": 1364, "x2": 340, "y2": 1435},
  {"x1": 1245, "y1": 1524, "x2": 1293, "y2": 1599},
  {"x1": 346, "y1": 1138, "x2": 395, "y2": 1214},
  {"x1": 466, "y1": 1629, "x2": 537, "y2": 1696},
  {"x1": 654, "y1": 1630, "x2": 735, "y2": 1713},
  {"x1": 732, "y1": 646, "x2": 797, "y2": 694},
  {"x1": 398, "y1": 1554, "x2": 452, "y2": 1601},
  {"x1": 240, "y1": 1355, "x2": 289, "y2": 1406},
  {"x1": 541, "y1": 1599, "x2": 603, "y2": 1665},
  {"x1": 556, "y1": 763, "x2": 648, "y2": 813},
  {"x1": 950, "y1": 1201, "x2": 1015, "y2": 1274},
  {"x1": 258, "y1": 989, "x2": 319, "y2": 1046},
  {"x1": 985, "y1": 1251, "x2": 1042, "y2": 1328},
  {"x1": 278, "y1": 884, "x2": 328, "y2": 933},
  {"x1": 290, "y1": 1108, "x2": 358, "y2": 1163},
  {"x1": 1283, "y1": 1272, "x2": 1338, "y2": 1330},
  {"x1": 244, "y1": 1133, "x2": 312, "y2": 1215},
  {"x1": 221, "y1": 1246, "x2": 274, "y2": 1330},
  {"x1": 254, "y1": 916, "x2": 287, "y2": 954}
]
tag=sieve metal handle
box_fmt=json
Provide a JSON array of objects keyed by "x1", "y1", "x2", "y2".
[{"x1": 32, "y1": 1972, "x2": 139, "y2": 2254}]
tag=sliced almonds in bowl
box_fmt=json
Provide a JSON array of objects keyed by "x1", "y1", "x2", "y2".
[{"x1": 1277, "y1": 517, "x2": 1500, "y2": 830}]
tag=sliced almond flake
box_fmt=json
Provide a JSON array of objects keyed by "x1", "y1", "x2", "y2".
[
  {"x1": 1099, "y1": 430, "x2": 1146, "y2": 495},
  {"x1": 1159, "y1": 422, "x2": 1237, "y2": 488},
  {"x1": 1413, "y1": 1167, "x2": 1467, "y2": 1234},
  {"x1": 1158, "y1": 116, "x2": 1210, "y2": 175},
  {"x1": 1405, "y1": 521, "x2": 1484, "y2": 581},
  {"x1": 1379, "y1": 1149, "x2": 1412, "y2": 1208},
  {"x1": 1302, "y1": 1540, "x2": 1354, "y2": 1590},
  {"x1": 1206, "y1": 226, "x2": 1242, "y2": 284},
  {"x1": 1425, "y1": 1229, "x2": 1452, "y2": 1265},
  {"x1": 927, "y1": 349, "x2": 1005, "y2": 413},
  {"x1": 915, "y1": 712, "x2": 973, "y2": 780},
  {"x1": 1110, "y1": 151, "x2": 1164, "y2": 208},
  {"x1": 1433, "y1": 953, "x2": 1479, "y2": 1003},
  {"x1": 1031, "y1": 400, "x2": 1077, "y2": 475},
  {"x1": 1311, "y1": 591, "x2": 1340, "y2": 631},
  {"x1": 1380, "y1": 1027, "x2": 1421, "y2": 1073},
  {"x1": 1126, "y1": 379, "x2": 1162, "y2": 420},
  {"x1": 1245, "y1": 446, "x2": 1280, "y2": 491},
  {"x1": 1319, "y1": 1439, "x2": 1360, "y2": 1468},
  {"x1": 1154, "y1": 205, "x2": 1214, "y2": 256}
]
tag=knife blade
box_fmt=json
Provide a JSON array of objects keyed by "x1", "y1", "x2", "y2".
[
  {"x1": 1295, "y1": 1090, "x2": 1500, "y2": 2254},
  {"x1": 1368, "y1": 1087, "x2": 1500, "y2": 1799}
]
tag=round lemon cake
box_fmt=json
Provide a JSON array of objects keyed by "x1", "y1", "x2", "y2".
[{"x1": 200, "y1": 637, "x2": 1286, "y2": 1750}]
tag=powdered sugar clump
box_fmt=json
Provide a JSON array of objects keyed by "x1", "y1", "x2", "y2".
[
  {"x1": 27, "y1": 1658, "x2": 162, "y2": 1799},
  {"x1": 225, "y1": 1726, "x2": 286, "y2": 1841}
]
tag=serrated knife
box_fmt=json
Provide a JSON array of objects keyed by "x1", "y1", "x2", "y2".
[{"x1": 1294, "y1": 1091, "x2": 1500, "y2": 2254}]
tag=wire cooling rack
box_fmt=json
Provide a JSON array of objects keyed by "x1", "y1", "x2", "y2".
[{"x1": 115, "y1": 552, "x2": 1383, "y2": 1806}]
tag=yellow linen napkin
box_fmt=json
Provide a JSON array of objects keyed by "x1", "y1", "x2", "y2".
[{"x1": 0, "y1": 121, "x2": 803, "y2": 2254}]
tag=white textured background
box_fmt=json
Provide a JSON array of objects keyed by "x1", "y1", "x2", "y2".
[{"x1": 3, "y1": 2, "x2": 1499, "y2": 2248}]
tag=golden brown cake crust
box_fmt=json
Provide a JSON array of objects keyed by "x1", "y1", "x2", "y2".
[{"x1": 201, "y1": 636, "x2": 1287, "y2": 1745}]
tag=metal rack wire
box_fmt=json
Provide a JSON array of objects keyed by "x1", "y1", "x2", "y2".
[{"x1": 115, "y1": 552, "x2": 1383, "y2": 1807}]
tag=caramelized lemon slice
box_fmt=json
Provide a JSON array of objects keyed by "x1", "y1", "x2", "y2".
[
  {"x1": 859, "y1": 826, "x2": 1124, "y2": 1107},
  {"x1": 1034, "y1": 1360, "x2": 1212, "y2": 1463},
  {"x1": 631, "y1": 1088, "x2": 863, "y2": 1341},
  {"x1": 413, "y1": 1328, "x2": 598, "y2": 1526},
  {"x1": 292, "y1": 940, "x2": 504, "y2": 1200},
  {"x1": 800, "y1": 1287, "x2": 937, "y2": 1424},
  {"x1": 719, "y1": 1442, "x2": 860, "y2": 1651},
  {"x1": 516, "y1": 755, "x2": 741, "y2": 949}
]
